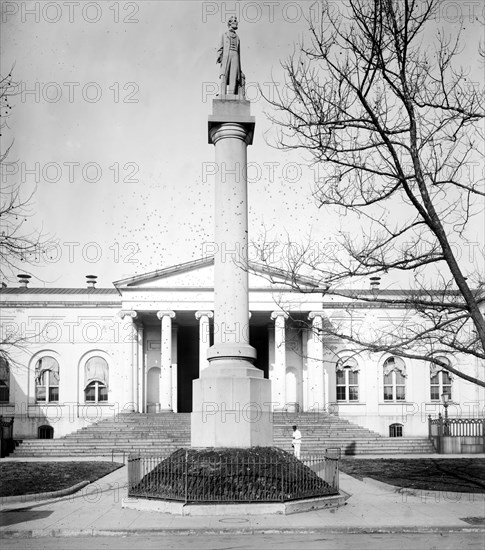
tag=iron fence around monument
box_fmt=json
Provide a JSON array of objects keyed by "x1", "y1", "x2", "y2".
[{"x1": 127, "y1": 448, "x2": 340, "y2": 503}]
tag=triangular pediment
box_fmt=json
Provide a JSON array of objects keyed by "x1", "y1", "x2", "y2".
[{"x1": 113, "y1": 256, "x2": 323, "y2": 291}]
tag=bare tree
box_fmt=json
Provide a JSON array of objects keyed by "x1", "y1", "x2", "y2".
[
  {"x1": 0, "y1": 68, "x2": 48, "y2": 282},
  {"x1": 261, "y1": 0, "x2": 485, "y2": 386},
  {"x1": 1, "y1": 68, "x2": 49, "y2": 364}
]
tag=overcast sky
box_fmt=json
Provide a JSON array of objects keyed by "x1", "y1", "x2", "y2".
[{"x1": 1, "y1": 0, "x2": 483, "y2": 288}]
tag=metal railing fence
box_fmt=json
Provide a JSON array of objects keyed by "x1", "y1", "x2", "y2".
[
  {"x1": 127, "y1": 448, "x2": 340, "y2": 503},
  {"x1": 428, "y1": 415, "x2": 484, "y2": 438}
]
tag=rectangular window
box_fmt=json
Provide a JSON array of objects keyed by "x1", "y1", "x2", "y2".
[
  {"x1": 430, "y1": 371, "x2": 452, "y2": 401},
  {"x1": 384, "y1": 369, "x2": 406, "y2": 402},
  {"x1": 36, "y1": 386, "x2": 46, "y2": 402},
  {"x1": 396, "y1": 386, "x2": 405, "y2": 400},
  {"x1": 430, "y1": 386, "x2": 440, "y2": 400},
  {"x1": 85, "y1": 386, "x2": 96, "y2": 401},
  {"x1": 98, "y1": 386, "x2": 108, "y2": 401},
  {"x1": 337, "y1": 368, "x2": 359, "y2": 402},
  {"x1": 49, "y1": 387, "x2": 59, "y2": 402},
  {"x1": 0, "y1": 383, "x2": 9, "y2": 402}
]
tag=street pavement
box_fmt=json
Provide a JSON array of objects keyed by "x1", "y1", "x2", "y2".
[{"x1": 0, "y1": 454, "x2": 484, "y2": 538}]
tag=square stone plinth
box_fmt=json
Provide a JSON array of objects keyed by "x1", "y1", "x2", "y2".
[
  {"x1": 208, "y1": 97, "x2": 255, "y2": 144},
  {"x1": 191, "y1": 371, "x2": 273, "y2": 448}
]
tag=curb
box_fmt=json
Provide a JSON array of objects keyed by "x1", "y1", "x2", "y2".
[
  {"x1": 1, "y1": 526, "x2": 484, "y2": 538},
  {"x1": 0, "y1": 480, "x2": 90, "y2": 506}
]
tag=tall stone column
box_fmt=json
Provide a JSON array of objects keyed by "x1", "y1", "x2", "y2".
[
  {"x1": 118, "y1": 310, "x2": 138, "y2": 412},
  {"x1": 270, "y1": 311, "x2": 288, "y2": 410},
  {"x1": 307, "y1": 312, "x2": 325, "y2": 412},
  {"x1": 195, "y1": 311, "x2": 213, "y2": 373},
  {"x1": 171, "y1": 325, "x2": 178, "y2": 413},
  {"x1": 157, "y1": 310, "x2": 175, "y2": 412},
  {"x1": 191, "y1": 98, "x2": 273, "y2": 448},
  {"x1": 137, "y1": 325, "x2": 144, "y2": 413}
]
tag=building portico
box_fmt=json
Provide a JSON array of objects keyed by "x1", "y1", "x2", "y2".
[{"x1": 119, "y1": 304, "x2": 325, "y2": 416}]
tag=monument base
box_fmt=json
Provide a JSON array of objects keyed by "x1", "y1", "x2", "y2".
[{"x1": 191, "y1": 358, "x2": 273, "y2": 448}]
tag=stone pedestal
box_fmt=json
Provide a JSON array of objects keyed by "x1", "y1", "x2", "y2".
[{"x1": 191, "y1": 97, "x2": 273, "y2": 448}]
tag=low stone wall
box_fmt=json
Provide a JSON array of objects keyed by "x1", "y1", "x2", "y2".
[{"x1": 431, "y1": 435, "x2": 484, "y2": 454}]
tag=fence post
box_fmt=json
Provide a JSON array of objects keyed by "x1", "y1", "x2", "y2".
[
  {"x1": 184, "y1": 450, "x2": 188, "y2": 504},
  {"x1": 335, "y1": 457, "x2": 339, "y2": 493},
  {"x1": 428, "y1": 415, "x2": 432, "y2": 439},
  {"x1": 281, "y1": 460, "x2": 284, "y2": 502}
]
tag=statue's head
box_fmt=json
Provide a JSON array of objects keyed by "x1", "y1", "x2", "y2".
[{"x1": 227, "y1": 16, "x2": 238, "y2": 30}]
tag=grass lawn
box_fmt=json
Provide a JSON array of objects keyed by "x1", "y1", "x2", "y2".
[
  {"x1": 339, "y1": 458, "x2": 485, "y2": 493},
  {"x1": 0, "y1": 461, "x2": 124, "y2": 497},
  {"x1": 2, "y1": 458, "x2": 484, "y2": 497}
]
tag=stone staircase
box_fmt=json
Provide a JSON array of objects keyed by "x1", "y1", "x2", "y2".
[
  {"x1": 272, "y1": 412, "x2": 435, "y2": 455},
  {"x1": 12, "y1": 412, "x2": 435, "y2": 457},
  {"x1": 12, "y1": 413, "x2": 191, "y2": 458}
]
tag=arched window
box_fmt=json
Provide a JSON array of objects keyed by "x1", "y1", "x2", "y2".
[
  {"x1": 0, "y1": 357, "x2": 10, "y2": 403},
  {"x1": 383, "y1": 356, "x2": 406, "y2": 401},
  {"x1": 84, "y1": 356, "x2": 109, "y2": 403},
  {"x1": 430, "y1": 357, "x2": 452, "y2": 401},
  {"x1": 389, "y1": 423, "x2": 403, "y2": 437},
  {"x1": 35, "y1": 356, "x2": 59, "y2": 403},
  {"x1": 336, "y1": 357, "x2": 359, "y2": 402}
]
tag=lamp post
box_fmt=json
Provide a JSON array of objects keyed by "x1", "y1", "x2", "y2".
[{"x1": 441, "y1": 392, "x2": 450, "y2": 436}]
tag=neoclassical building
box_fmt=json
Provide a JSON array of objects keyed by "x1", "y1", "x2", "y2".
[{"x1": 1, "y1": 256, "x2": 483, "y2": 439}]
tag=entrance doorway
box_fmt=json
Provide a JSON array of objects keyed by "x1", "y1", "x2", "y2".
[
  {"x1": 177, "y1": 326, "x2": 199, "y2": 413},
  {"x1": 249, "y1": 325, "x2": 269, "y2": 378}
]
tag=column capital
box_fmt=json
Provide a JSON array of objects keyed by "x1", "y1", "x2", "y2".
[
  {"x1": 195, "y1": 310, "x2": 214, "y2": 320},
  {"x1": 118, "y1": 310, "x2": 138, "y2": 320},
  {"x1": 157, "y1": 310, "x2": 176, "y2": 320},
  {"x1": 271, "y1": 311, "x2": 289, "y2": 321},
  {"x1": 209, "y1": 122, "x2": 254, "y2": 146},
  {"x1": 308, "y1": 311, "x2": 325, "y2": 321}
]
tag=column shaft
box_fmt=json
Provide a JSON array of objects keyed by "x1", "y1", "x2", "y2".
[
  {"x1": 212, "y1": 125, "x2": 250, "y2": 348},
  {"x1": 157, "y1": 311, "x2": 175, "y2": 411},
  {"x1": 137, "y1": 326, "x2": 144, "y2": 413},
  {"x1": 195, "y1": 311, "x2": 213, "y2": 373},
  {"x1": 271, "y1": 312, "x2": 288, "y2": 410},
  {"x1": 308, "y1": 313, "x2": 324, "y2": 411},
  {"x1": 118, "y1": 310, "x2": 138, "y2": 412}
]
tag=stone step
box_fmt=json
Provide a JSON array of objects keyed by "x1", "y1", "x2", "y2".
[{"x1": 12, "y1": 411, "x2": 435, "y2": 458}]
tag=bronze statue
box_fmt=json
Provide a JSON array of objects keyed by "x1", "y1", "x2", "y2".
[{"x1": 217, "y1": 16, "x2": 245, "y2": 97}]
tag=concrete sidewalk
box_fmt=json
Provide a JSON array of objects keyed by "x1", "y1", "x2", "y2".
[{"x1": 0, "y1": 456, "x2": 484, "y2": 537}]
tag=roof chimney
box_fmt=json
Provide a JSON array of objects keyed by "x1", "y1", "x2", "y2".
[
  {"x1": 370, "y1": 276, "x2": 381, "y2": 291},
  {"x1": 86, "y1": 275, "x2": 97, "y2": 289},
  {"x1": 17, "y1": 274, "x2": 32, "y2": 288}
]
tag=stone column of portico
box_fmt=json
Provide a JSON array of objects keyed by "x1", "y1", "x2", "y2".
[
  {"x1": 195, "y1": 311, "x2": 213, "y2": 373},
  {"x1": 307, "y1": 312, "x2": 325, "y2": 412},
  {"x1": 118, "y1": 310, "x2": 138, "y2": 412},
  {"x1": 191, "y1": 97, "x2": 273, "y2": 448},
  {"x1": 156, "y1": 310, "x2": 176, "y2": 412},
  {"x1": 270, "y1": 311, "x2": 288, "y2": 411},
  {"x1": 137, "y1": 325, "x2": 144, "y2": 413}
]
